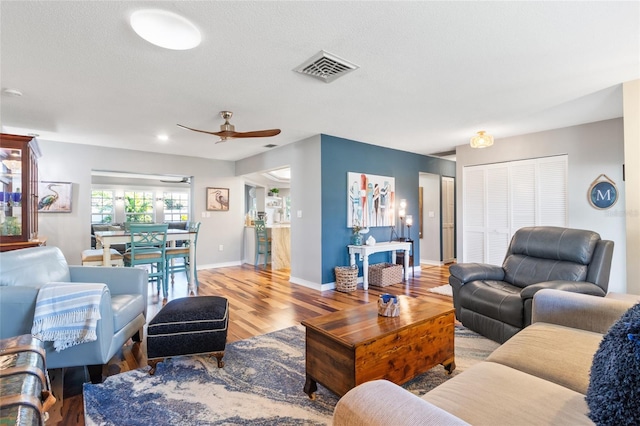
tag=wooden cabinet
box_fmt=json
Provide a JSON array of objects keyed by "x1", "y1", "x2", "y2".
[{"x1": 0, "y1": 133, "x2": 42, "y2": 252}]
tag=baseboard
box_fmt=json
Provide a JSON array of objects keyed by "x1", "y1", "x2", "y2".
[{"x1": 197, "y1": 261, "x2": 243, "y2": 270}]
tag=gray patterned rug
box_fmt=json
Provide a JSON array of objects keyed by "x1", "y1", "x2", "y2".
[{"x1": 84, "y1": 324, "x2": 499, "y2": 425}]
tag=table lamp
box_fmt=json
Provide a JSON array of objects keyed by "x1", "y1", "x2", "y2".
[
  {"x1": 406, "y1": 215, "x2": 413, "y2": 240},
  {"x1": 399, "y1": 199, "x2": 407, "y2": 239}
]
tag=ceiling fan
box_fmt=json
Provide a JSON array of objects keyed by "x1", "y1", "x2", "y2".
[{"x1": 177, "y1": 111, "x2": 281, "y2": 143}]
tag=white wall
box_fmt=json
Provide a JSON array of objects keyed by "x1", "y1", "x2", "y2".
[
  {"x1": 623, "y1": 80, "x2": 640, "y2": 295},
  {"x1": 456, "y1": 118, "x2": 627, "y2": 293},
  {"x1": 37, "y1": 141, "x2": 240, "y2": 267},
  {"x1": 419, "y1": 173, "x2": 441, "y2": 264},
  {"x1": 236, "y1": 135, "x2": 323, "y2": 289}
]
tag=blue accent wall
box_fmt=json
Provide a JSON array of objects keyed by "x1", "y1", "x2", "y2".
[{"x1": 320, "y1": 134, "x2": 456, "y2": 284}]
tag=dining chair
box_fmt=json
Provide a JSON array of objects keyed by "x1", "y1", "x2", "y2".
[
  {"x1": 254, "y1": 220, "x2": 271, "y2": 267},
  {"x1": 123, "y1": 223, "x2": 169, "y2": 299},
  {"x1": 165, "y1": 221, "x2": 201, "y2": 288}
]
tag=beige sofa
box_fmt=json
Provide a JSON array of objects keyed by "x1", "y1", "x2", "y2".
[{"x1": 333, "y1": 289, "x2": 638, "y2": 425}]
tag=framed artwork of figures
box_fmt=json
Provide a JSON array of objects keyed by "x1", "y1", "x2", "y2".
[
  {"x1": 347, "y1": 172, "x2": 395, "y2": 228},
  {"x1": 207, "y1": 187, "x2": 229, "y2": 211}
]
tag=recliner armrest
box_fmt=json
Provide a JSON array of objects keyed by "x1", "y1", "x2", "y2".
[
  {"x1": 531, "y1": 289, "x2": 636, "y2": 334},
  {"x1": 69, "y1": 266, "x2": 148, "y2": 318},
  {"x1": 520, "y1": 280, "x2": 606, "y2": 300},
  {"x1": 449, "y1": 263, "x2": 505, "y2": 283},
  {"x1": 69, "y1": 266, "x2": 148, "y2": 296}
]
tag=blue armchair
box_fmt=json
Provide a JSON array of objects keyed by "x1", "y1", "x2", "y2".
[{"x1": 0, "y1": 246, "x2": 148, "y2": 382}]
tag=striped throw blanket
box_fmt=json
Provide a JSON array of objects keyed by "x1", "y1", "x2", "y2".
[{"x1": 31, "y1": 282, "x2": 105, "y2": 352}]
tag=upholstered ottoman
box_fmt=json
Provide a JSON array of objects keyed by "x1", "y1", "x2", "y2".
[{"x1": 147, "y1": 296, "x2": 229, "y2": 374}]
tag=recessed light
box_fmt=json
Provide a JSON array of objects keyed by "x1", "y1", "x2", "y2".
[
  {"x1": 130, "y1": 9, "x2": 201, "y2": 50},
  {"x1": 157, "y1": 134, "x2": 169, "y2": 142}
]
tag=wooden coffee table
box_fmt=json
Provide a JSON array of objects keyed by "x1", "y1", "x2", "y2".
[{"x1": 301, "y1": 296, "x2": 455, "y2": 398}]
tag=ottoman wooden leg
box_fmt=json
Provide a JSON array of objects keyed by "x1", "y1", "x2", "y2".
[
  {"x1": 210, "y1": 351, "x2": 225, "y2": 368},
  {"x1": 148, "y1": 359, "x2": 162, "y2": 375}
]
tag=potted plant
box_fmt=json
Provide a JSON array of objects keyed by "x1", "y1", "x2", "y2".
[
  {"x1": 268, "y1": 188, "x2": 279, "y2": 197},
  {"x1": 351, "y1": 224, "x2": 364, "y2": 246}
]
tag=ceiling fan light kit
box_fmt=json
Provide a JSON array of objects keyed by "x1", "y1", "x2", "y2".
[
  {"x1": 130, "y1": 9, "x2": 201, "y2": 50},
  {"x1": 177, "y1": 111, "x2": 281, "y2": 143},
  {"x1": 470, "y1": 131, "x2": 494, "y2": 148}
]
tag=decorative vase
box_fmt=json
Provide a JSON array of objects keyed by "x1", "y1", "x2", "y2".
[{"x1": 351, "y1": 233, "x2": 363, "y2": 246}]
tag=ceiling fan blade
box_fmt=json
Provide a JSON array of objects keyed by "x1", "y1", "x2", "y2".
[
  {"x1": 232, "y1": 129, "x2": 281, "y2": 138},
  {"x1": 177, "y1": 124, "x2": 221, "y2": 136}
]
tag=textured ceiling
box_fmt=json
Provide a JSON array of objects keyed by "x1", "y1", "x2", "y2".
[{"x1": 1, "y1": 1, "x2": 638, "y2": 161}]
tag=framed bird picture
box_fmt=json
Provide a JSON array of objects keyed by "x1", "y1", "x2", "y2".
[
  {"x1": 207, "y1": 187, "x2": 229, "y2": 211},
  {"x1": 38, "y1": 181, "x2": 73, "y2": 213}
]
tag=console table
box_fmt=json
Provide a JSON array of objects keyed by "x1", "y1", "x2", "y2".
[{"x1": 348, "y1": 241, "x2": 411, "y2": 290}]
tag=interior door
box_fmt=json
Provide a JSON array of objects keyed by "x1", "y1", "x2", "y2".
[{"x1": 442, "y1": 177, "x2": 455, "y2": 263}]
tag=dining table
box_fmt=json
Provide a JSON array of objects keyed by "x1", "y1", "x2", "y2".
[{"x1": 94, "y1": 228, "x2": 198, "y2": 293}]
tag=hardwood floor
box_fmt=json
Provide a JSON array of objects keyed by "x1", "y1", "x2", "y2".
[{"x1": 53, "y1": 263, "x2": 453, "y2": 426}]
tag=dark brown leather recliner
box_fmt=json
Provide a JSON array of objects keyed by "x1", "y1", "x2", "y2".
[{"x1": 449, "y1": 226, "x2": 614, "y2": 343}]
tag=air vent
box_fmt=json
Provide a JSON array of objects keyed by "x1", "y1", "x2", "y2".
[
  {"x1": 263, "y1": 144, "x2": 278, "y2": 148},
  {"x1": 294, "y1": 50, "x2": 359, "y2": 83}
]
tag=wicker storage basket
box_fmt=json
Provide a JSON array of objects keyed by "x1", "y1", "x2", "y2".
[
  {"x1": 369, "y1": 263, "x2": 403, "y2": 287},
  {"x1": 334, "y1": 265, "x2": 358, "y2": 292}
]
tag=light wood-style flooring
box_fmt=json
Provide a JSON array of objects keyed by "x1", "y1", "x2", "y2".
[{"x1": 53, "y1": 263, "x2": 453, "y2": 426}]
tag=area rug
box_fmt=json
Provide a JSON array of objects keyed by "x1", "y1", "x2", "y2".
[
  {"x1": 429, "y1": 284, "x2": 453, "y2": 297},
  {"x1": 84, "y1": 324, "x2": 499, "y2": 425}
]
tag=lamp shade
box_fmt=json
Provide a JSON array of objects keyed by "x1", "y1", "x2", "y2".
[{"x1": 470, "y1": 131, "x2": 494, "y2": 148}]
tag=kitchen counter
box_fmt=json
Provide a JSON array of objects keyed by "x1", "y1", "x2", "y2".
[{"x1": 244, "y1": 224, "x2": 291, "y2": 269}]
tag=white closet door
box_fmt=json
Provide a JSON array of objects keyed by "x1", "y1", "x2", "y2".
[
  {"x1": 511, "y1": 162, "x2": 536, "y2": 230},
  {"x1": 463, "y1": 168, "x2": 485, "y2": 262},
  {"x1": 537, "y1": 156, "x2": 568, "y2": 226},
  {"x1": 462, "y1": 155, "x2": 567, "y2": 265},
  {"x1": 486, "y1": 165, "x2": 510, "y2": 265}
]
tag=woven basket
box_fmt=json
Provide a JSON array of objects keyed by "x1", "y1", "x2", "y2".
[
  {"x1": 335, "y1": 265, "x2": 358, "y2": 292},
  {"x1": 369, "y1": 263, "x2": 403, "y2": 287}
]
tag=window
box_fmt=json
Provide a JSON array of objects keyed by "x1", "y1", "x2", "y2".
[
  {"x1": 163, "y1": 192, "x2": 189, "y2": 222},
  {"x1": 124, "y1": 191, "x2": 154, "y2": 223},
  {"x1": 91, "y1": 190, "x2": 114, "y2": 223}
]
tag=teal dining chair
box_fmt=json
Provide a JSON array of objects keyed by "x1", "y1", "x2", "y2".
[
  {"x1": 254, "y1": 220, "x2": 271, "y2": 267},
  {"x1": 165, "y1": 221, "x2": 201, "y2": 288},
  {"x1": 123, "y1": 223, "x2": 169, "y2": 299}
]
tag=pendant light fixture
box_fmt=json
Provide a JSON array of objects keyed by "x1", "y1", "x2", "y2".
[{"x1": 470, "y1": 131, "x2": 494, "y2": 148}]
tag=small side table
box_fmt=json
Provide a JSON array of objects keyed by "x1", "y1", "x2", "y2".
[{"x1": 395, "y1": 238, "x2": 414, "y2": 277}]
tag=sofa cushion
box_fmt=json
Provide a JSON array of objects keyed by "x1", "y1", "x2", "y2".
[
  {"x1": 423, "y1": 362, "x2": 592, "y2": 425},
  {"x1": 586, "y1": 303, "x2": 640, "y2": 425},
  {"x1": 0, "y1": 247, "x2": 70, "y2": 288},
  {"x1": 486, "y1": 322, "x2": 603, "y2": 394},
  {"x1": 459, "y1": 280, "x2": 523, "y2": 328},
  {"x1": 110, "y1": 294, "x2": 146, "y2": 332},
  {"x1": 334, "y1": 380, "x2": 470, "y2": 426}
]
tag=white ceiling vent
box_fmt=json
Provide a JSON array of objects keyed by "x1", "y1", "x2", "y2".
[{"x1": 294, "y1": 50, "x2": 359, "y2": 83}]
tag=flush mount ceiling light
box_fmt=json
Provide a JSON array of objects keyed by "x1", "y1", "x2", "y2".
[
  {"x1": 470, "y1": 131, "x2": 494, "y2": 148},
  {"x1": 2, "y1": 88, "x2": 23, "y2": 97},
  {"x1": 130, "y1": 9, "x2": 201, "y2": 50}
]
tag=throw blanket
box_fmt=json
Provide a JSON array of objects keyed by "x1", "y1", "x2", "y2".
[{"x1": 31, "y1": 282, "x2": 105, "y2": 352}]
